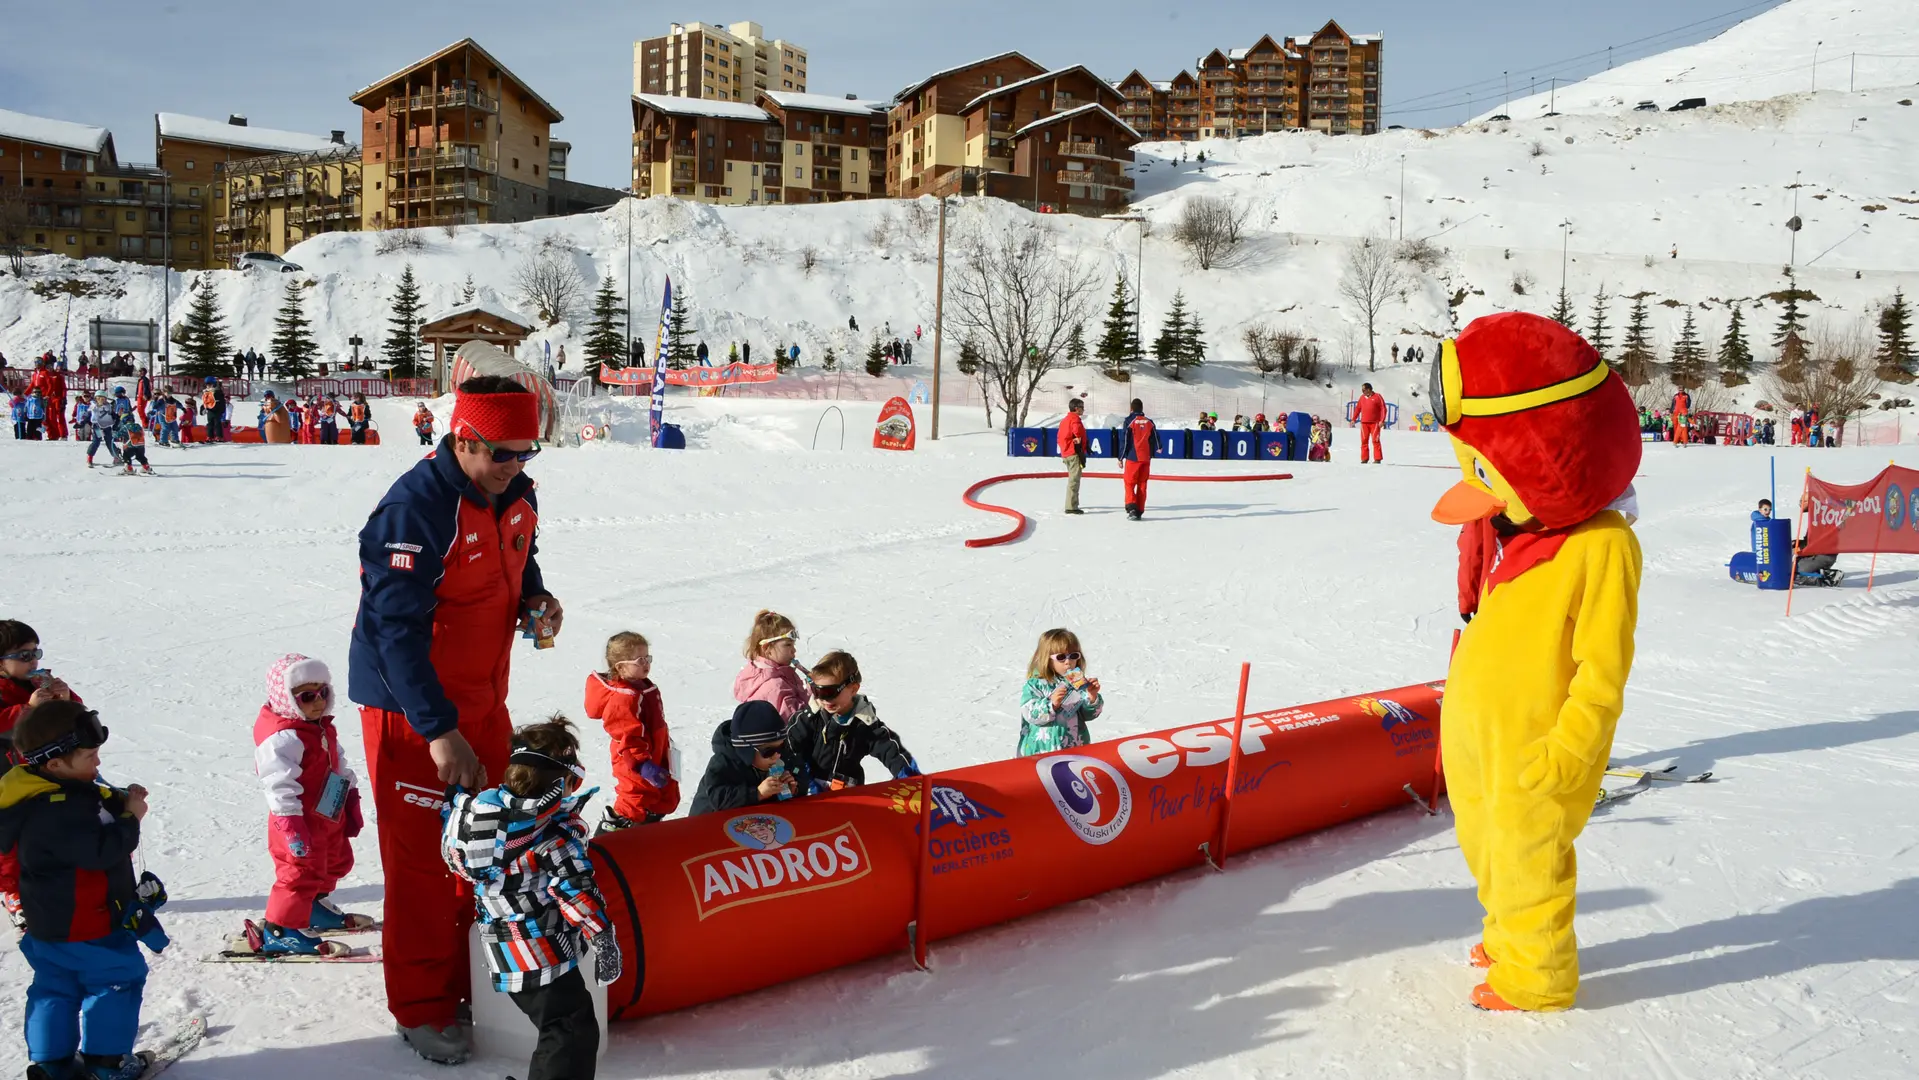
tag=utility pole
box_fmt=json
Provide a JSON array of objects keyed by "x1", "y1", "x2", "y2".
[
  {"x1": 1550, "y1": 78, "x2": 1557, "y2": 113},
  {"x1": 930, "y1": 195, "x2": 947, "y2": 440},
  {"x1": 1788, "y1": 171, "x2": 1803, "y2": 267},
  {"x1": 1503, "y1": 70, "x2": 1510, "y2": 113},
  {"x1": 624, "y1": 198, "x2": 633, "y2": 354},
  {"x1": 1560, "y1": 220, "x2": 1572, "y2": 295},
  {"x1": 1849, "y1": 52, "x2": 1856, "y2": 93},
  {"x1": 1811, "y1": 40, "x2": 1822, "y2": 93},
  {"x1": 1398, "y1": 155, "x2": 1406, "y2": 241},
  {"x1": 1134, "y1": 215, "x2": 1146, "y2": 352},
  {"x1": 161, "y1": 169, "x2": 172, "y2": 376}
]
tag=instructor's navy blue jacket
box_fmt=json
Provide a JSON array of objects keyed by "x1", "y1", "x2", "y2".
[{"x1": 348, "y1": 437, "x2": 544, "y2": 740}]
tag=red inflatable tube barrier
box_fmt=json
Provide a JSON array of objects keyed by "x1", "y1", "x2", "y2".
[
  {"x1": 963, "y1": 471, "x2": 1293, "y2": 547},
  {"x1": 589, "y1": 678, "x2": 1445, "y2": 1020}
]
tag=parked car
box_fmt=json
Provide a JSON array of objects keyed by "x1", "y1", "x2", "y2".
[
  {"x1": 1669, "y1": 97, "x2": 1707, "y2": 111},
  {"x1": 1634, "y1": 101, "x2": 1661, "y2": 112},
  {"x1": 235, "y1": 251, "x2": 302, "y2": 273},
  {"x1": 1488, "y1": 114, "x2": 1512, "y2": 122}
]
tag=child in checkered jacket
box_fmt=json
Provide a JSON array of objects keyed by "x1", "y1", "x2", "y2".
[{"x1": 441, "y1": 716, "x2": 623, "y2": 1080}]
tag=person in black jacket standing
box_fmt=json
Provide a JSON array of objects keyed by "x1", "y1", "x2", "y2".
[
  {"x1": 691, "y1": 701, "x2": 801, "y2": 815},
  {"x1": 788, "y1": 651, "x2": 919, "y2": 789}
]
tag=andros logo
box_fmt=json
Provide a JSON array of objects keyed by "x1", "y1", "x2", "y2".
[
  {"x1": 1037, "y1": 754, "x2": 1131, "y2": 845},
  {"x1": 682, "y1": 813, "x2": 871, "y2": 919}
]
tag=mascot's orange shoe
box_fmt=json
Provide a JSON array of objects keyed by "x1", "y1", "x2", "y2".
[
  {"x1": 1471, "y1": 982, "x2": 1520, "y2": 1011},
  {"x1": 1469, "y1": 942, "x2": 1492, "y2": 969}
]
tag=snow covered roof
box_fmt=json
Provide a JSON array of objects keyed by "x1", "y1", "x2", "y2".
[
  {"x1": 0, "y1": 107, "x2": 109, "y2": 155},
  {"x1": 1228, "y1": 48, "x2": 1250, "y2": 61},
  {"x1": 1152, "y1": 81, "x2": 1173, "y2": 92},
  {"x1": 962, "y1": 66, "x2": 1118, "y2": 113},
  {"x1": 1013, "y1": 102, "x2": 1142, "y2": 143},
  {"x1": 760, "y1": 91, "x2": 886, "y2": 116},
  {"x1": 633, "y1": 93, "x2": 771, "y2": 122},
  {"x1": 892, "y1": 51, "x2": 1044, "y2": 105},
  {"x1": 422, "y1": 301, "x2": 535, "y2": 331},
  {"x1": 156, "y1": 113, "x2": 338, "y2": 155}
]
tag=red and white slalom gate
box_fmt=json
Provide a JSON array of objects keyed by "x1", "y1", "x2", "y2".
[{"x1": 590, "y1": 675, "x2": 1446, "y2": 1020}]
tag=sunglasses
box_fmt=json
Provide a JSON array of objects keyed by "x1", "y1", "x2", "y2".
[
  {"x1": 752, "y1": 742, "x2": 787, "y2": 757},
  {"x1": 1051, "y1": 652, "x2": 1082, "y2": 663},
  {"x1": 468, "y1": 429, "x2": 543, "y2": 464},
  {"x1": 293, "y1": 687, "x2": 332, "y2": 705},
  {"x1": 810, "y1": 681, "x2": 847, "y2": 700},
  {"x1": 2, "y1": 648, "x2": 45, "y2": 663},
  {"x1": 758, "y1": 631, "x2": 800, "y2": 647},
  {"x1": 619, "y1": 655, "x2": 654, "y2": 667}
]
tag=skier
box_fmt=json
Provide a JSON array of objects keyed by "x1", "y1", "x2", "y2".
[
  {"x1": 585, "y1": 632, "x2": 678, "y2": 833},
  {"x1": 179, "y1": 395, "x2": 197, "y2": 444},
  {"x1": 0, "y1": 700, "x2": 166, "y2": 1080},
  {"x1": 442, "y1": 716, "x2": 621, "y2": 1080},
  {"x1": 200, "y1": 379, "x2": 226, "y2": 443},
  {"x1": 1118, "y1": 398, "x2": 1156, "y2": 521},
  {"x1": 251, "y1": 653, "x2": 370, "y2": 956},
  {"x1": 348, "y1": 376, "x2": 560, "y2": 1065},
  {"x1": 9, "y1": 392, "x2": 25, "y2": 440},
  {"x1": 690, "y1": 700, "x2": 804, "y2": 815},
  {"x1": 412, "y1": 402, "x2": 435, "y2": 446},
  {"x1": 1356, "y1": 382, "x2": 1386, "y2": 464},
  {"x1": 1671, "y1": 388, "x2": 1691, "y2": 447},
  {"x1": 790, "y1": 651, "x2": 920, "y2": 789},
  {"x1": 347, "y1": 394, "x2": 371, "y2": 445},
  {"x1": 85, "y1": 396, "x2": 118, "y2": 467},
  {"x1": 316, "y1": 395, "x2": 339, "y2": 445},
  {"x1": 118, "y1": 421, "x2": 153, "y2": 476},
  {"x1": 24, "y1": 389, "x2": 45, "y2": 440},
  {"x1": 1058, "y1": 397, "x2": 1088, "y2": 515},
  {"x1": 285, "y1": 397, "x2": 304, "y2": 443},
  {"x1": 1017, "y1": 628, "x2": 1103, "y2": 756},
  {"x1": 158, "y1": 397, "x2": 180, "y2": 448},
  {"x1": 69, "y1": 391, "x2": 93, "y2": 446}
]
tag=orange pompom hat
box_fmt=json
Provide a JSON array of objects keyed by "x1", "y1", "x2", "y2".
[{"x1": 1430, "y1": 313, "x2": 1641, "y2": 529}]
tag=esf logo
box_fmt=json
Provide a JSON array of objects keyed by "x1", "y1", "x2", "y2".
[
  {"x1": 395, "y1": 781, "x2": 447, "y2": 813},
  {"x1": 1037, "y1": 755, "x2": 1131, "y2": 846},
  {"x1": 683, "y1": 814, "x2": 870, "y2": 920}
]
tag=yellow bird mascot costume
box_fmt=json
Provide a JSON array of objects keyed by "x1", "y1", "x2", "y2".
[{"x1": 1430, "y1": 312, "x2": 1643, "y2": 1012}]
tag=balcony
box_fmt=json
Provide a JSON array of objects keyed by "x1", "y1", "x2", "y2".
[
  {"x1": 1059, "y1": 140, "x2": 1114, "y2": 158},
  {"x1": 388, "y1": 87, "x2": 498, "y2": 115},
  {"x1": 1057, "y1": 169, "x2": 1124, "y2": 189},
  {"x1": 392, "y1": 181, "x2": 493, "y2": 205},
  {"x1": 395, "y1": 145, "x2": 495, "y2": 174}
]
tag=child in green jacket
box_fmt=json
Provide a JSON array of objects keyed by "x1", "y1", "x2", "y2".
[{"x1": 1017, "y1": 628, "x2": 1103, "y2": 757}]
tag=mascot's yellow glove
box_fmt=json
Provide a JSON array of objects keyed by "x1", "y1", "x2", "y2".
[{"x1": 1517, "y1": 735, "x2": 1592, "y2": 797}]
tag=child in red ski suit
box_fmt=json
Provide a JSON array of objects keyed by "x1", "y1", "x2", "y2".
[
  {"x1": 584, "y1": 632, "x2": 679, "y2": 833},
  {"x1": 253, "y1": 653, "x2": 370, "y2": 955}
]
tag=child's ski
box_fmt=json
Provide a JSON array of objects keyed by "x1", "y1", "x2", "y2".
[
  {"x1": 1606, "y1": 764, "x2": 1714, "y2": 784},
  {"x1": 205, "y1": 919, "x2": 381, "y2": 962},
  {"x1": 1594, "y1": 775, "x2": 1653, "y2": 807},
  {"x1": 135, "y1": 1012, "x2": 207, "y2": 1079},
  {"x1": 313, "y1": 919, "x2": 381, "y2": 937}
]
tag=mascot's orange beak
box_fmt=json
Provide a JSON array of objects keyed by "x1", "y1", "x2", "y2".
[{"x1": 1432, "y1": 482, "x2": 1507, "y2": 525}]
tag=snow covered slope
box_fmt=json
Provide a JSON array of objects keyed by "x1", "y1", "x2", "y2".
[
  {"x1": 1477, "y1": 0, "x2": 1919, "y2": 120},
  {"x1": 1, "y1": 401, "x2": 1915, "y2": 1079}
]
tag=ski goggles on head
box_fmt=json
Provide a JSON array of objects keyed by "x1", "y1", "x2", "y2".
[
  {"x1": 1, "y1": 647, "x2": 44, "y2": 663},
  {"x1": 509, "y1": 748, "x2": 586, "y2": 791},
  {"x1": 21, "y1": 708, "x2": 108, "y2": 766},
  {"x1": 1429, "y1": 338, "x2": 1611, "y2": 428},
  {"x1": 759, "y1": 631, "x2": 800, "y2": 647},
  {"x1": 810, "y1": 680, "x2": 847, "y2": 701}
]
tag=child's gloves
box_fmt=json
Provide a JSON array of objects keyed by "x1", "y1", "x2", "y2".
[
  {"x1": 271, "y1": 814, "x2": 312, "y2": 859},
  {"x1": 1, "y1": 890, "x2": 23, "y2": 933},
  {"x1": 639, "y1": 762, "x2": 670, "y2": 788},
  {"x1": 344, "y1": 789, "x2": 364, "y2": 839},
  {"x1": 593, "y1": 935, "x2": 625, "y2": 986},
  {"x1": 895, "y1": 759, "x2": 923, "y2": 779}
]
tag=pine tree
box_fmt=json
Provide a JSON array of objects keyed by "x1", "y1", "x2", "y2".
[
  {"x1": 821, "y1": 346, "x2": 838, "y2": 373},
  {"x1": 1180, "y1": 308, "x2": 1208, "y2": 376},
  {"x1": 665, "y1": 288, "x2": 695, "y2": 369},
  {"x1": 1877, "y1": 287, "x2": 1913, "y2": 375},
  {"x1": 1772, "y1": 278, "x2": 1808, "y2": 351},
  {"x1": 269, "y1": 277, "x2": 319, "y2": 380},
  {"x1": 1154, "y1": 291, "x2": 1195, "y2": 381},
  {"x1": 1716, "y1": 302, "x2": 1755, "y2": 386},
  {"x1": 865, "y1": 334, "x2": 886, "y2": 376},
  {"x1": 1549, "y1": 286, "x2": 1576, "y2": 328},
  {"x1": 461, "y1": 273, "x2": 477, "y2": 303},
  {"x1": 174, "y1": 276, "x2": 232, "y2": 378},
  {"x1": 383, "y1": 264, "x2": 425, "y2": 378},
  {"x1": 956, "y1": 339, "x2": 981, "y2": 375},
  {"x1": 775, "y1": 342, "x2": 797, "y2": 374},
  {"x1": 1585, "y1": 286, "x2": 1612, "y2": 362},
  {"x1": 1066, "y1": 322, "x2": 1089, "y2": 365},
  {"x1": 1094, "y1": 276, "x2": 1138, "y2": 376},
  {"x1": 582, "y1": 276, "x2": 626, "y2": 383},
  {"x1": 1615, "y1": 292, "x2": 1655, "y2": 385},
  {"x1": 1667, "y1": 308, "x2": 1708, "y2": 390}
]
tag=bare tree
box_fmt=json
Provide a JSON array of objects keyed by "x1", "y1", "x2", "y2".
[
  {"x1": 514, "y1": 246, "x2": 587, "y2": 326},
  {"x1": 949, "y1": 223, "x2": 1101, "y2": 429},
  {"x1": 1338, "y1": 234, "x2": 1405, "y2": 371},
  {"x1": 1243, "y1": 324, "x2": 1306, "y2": 379},
  {"x1": 1768, "y1": 320, "x2": 1885, "y2": 434},
  {"x1": 373, "y1": 227, "x2": 426, "y2": 256},
  {"x1": 1174, "y1": 195, "x2": 1250, "y2": 270},
  {"x1": 0, "y1": 184, "x2": 30, "y2": 277}
]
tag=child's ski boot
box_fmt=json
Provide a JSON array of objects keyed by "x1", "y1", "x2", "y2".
[
  {"x1": 308, "y1": 894, "x2": 375, "y2": 933},
  {"x1": 256, "y1": 921, "x2": 333, "y2": 955}
]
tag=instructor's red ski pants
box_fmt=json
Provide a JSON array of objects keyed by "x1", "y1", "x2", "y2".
[
  {"x1": 1360, "y1": 422, "x2": 1382, "y2": 463},
  {"x1": 361, "y1": 706, "x2": 509, "y2": 1030},
  {"x1": 1123, "y1": 461, "x2": 1150, "y2": 511}
]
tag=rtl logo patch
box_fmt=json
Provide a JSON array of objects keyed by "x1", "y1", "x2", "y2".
[
  {"x1": 389, "y1": 552, "x2": 414, "y2": 571},
  {"x1": 683, "y1": 814, "x2": 871, "y2": 920}
]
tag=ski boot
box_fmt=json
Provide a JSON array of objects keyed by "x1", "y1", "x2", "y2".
[
  {"x1": 398, "y1": 1022, "x2": 471, "y2": 1065},
  {"x1": 1469, "y1": 982, "x2": 1520, "y2": 1012},
  {"x1": 81, "y1": 1054, "x2": 151, "y2": 1080},
  {"x1": 25, "y1": 1055, "x2": 81, "y2": 1080},
  {"x1": 1468, "y1": 942, "x2": 1492, "y2": 969},
  {"x1": 597, "y1": 806, "x2": 637, "y2": 836},
  {"x1": 255, "y1": 921, "x2": 335, "y2": 956},
  {"x1": 308, "y1": 894, "x2": 375, "y2": 933}
]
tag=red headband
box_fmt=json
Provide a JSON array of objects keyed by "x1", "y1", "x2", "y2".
[{"x1": 451, "y1": 391, "x2": 540, "y2": 443}]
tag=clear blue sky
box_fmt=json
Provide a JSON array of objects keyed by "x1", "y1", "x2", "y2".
[{"x1": 0, "y1": 0, "x2": 1789, "y2": 187}]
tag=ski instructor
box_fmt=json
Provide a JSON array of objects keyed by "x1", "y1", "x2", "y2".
[{"x1": 348, "y1": 376, "x2": 562, "y2": 1065}]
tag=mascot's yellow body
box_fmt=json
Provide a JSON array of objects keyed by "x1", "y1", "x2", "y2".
[{"x1": 1432, "y1": 312, "x2": 1643, "y2": 1011}]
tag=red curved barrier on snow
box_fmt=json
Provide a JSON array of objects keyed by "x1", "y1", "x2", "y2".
[
  {"x1": 589, "y1": 679, "x2": 1446, "y2": 1020},
  {"x1": 962, "y1": 471, "x2": 1294, "y2": 547}
]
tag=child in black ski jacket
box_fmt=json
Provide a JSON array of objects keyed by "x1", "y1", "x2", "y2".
[{"x1": 788, "y1": 651, "x2": 920, "y2": 790}]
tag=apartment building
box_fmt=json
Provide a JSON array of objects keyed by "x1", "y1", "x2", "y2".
[
  {"x1": 1117, "y1": 21, "x2": 1382, "y2": 141},
  {"x1": 350, "y1": 38, "x2": 564, "y2": 230},
  {"x1": 631, "y1": 93, "x2": 782, "y2": 205},
  {"x1": 0, "y1": 107, "x2": 188, "y2": 266},
  {"x1": 155, "y1": 113, "x2": 344, "y2": 268},
  {"x1": 634, "y1": 22, "x2": 807, "y2": 103},
  {"x1": 755, "y1": 92, "x2": 886, "y2": 204},
  {"x1": 215, "y1": 143, "x2": 362, "y2": 263},
  {"x1": 886, "y1": 52, "x2": 1047, "y2": 198},
  {"x1": 953, "y1": 66, "x2": 1137, "y2": 213}
]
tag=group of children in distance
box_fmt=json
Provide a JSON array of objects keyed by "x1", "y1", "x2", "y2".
[{"x1": 0, "y1": 609, "x2": 1108, "y2": 1080}]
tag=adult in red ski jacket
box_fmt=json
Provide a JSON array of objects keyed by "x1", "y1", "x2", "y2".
[
  {"x1": 1117, "y1": 398, "x2": 1156, "y2": 521},
  {"x1": 1671, "y1": 389, "x2": 1692, "y2": 446},
  {"x1": 346, "y1": 376, "x2": 562, "y2": 1065},
  {"x1": 1356, "y1": 383, "x2": 1386, "y2": 464},
  {"x1": 585, "y1": 670, "x2": 679, "y2": 826},
  {"x1": 1057, "y1": 398, "x2": 1089, "y2": 515}
]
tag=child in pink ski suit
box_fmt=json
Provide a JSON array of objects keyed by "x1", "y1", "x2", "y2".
[
  {"x1": 253, "y1": 653, "x2": 371, "y2": 954},
  {"x1": 732, "y1": 609, "x2": 807, "y2": 722}
]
